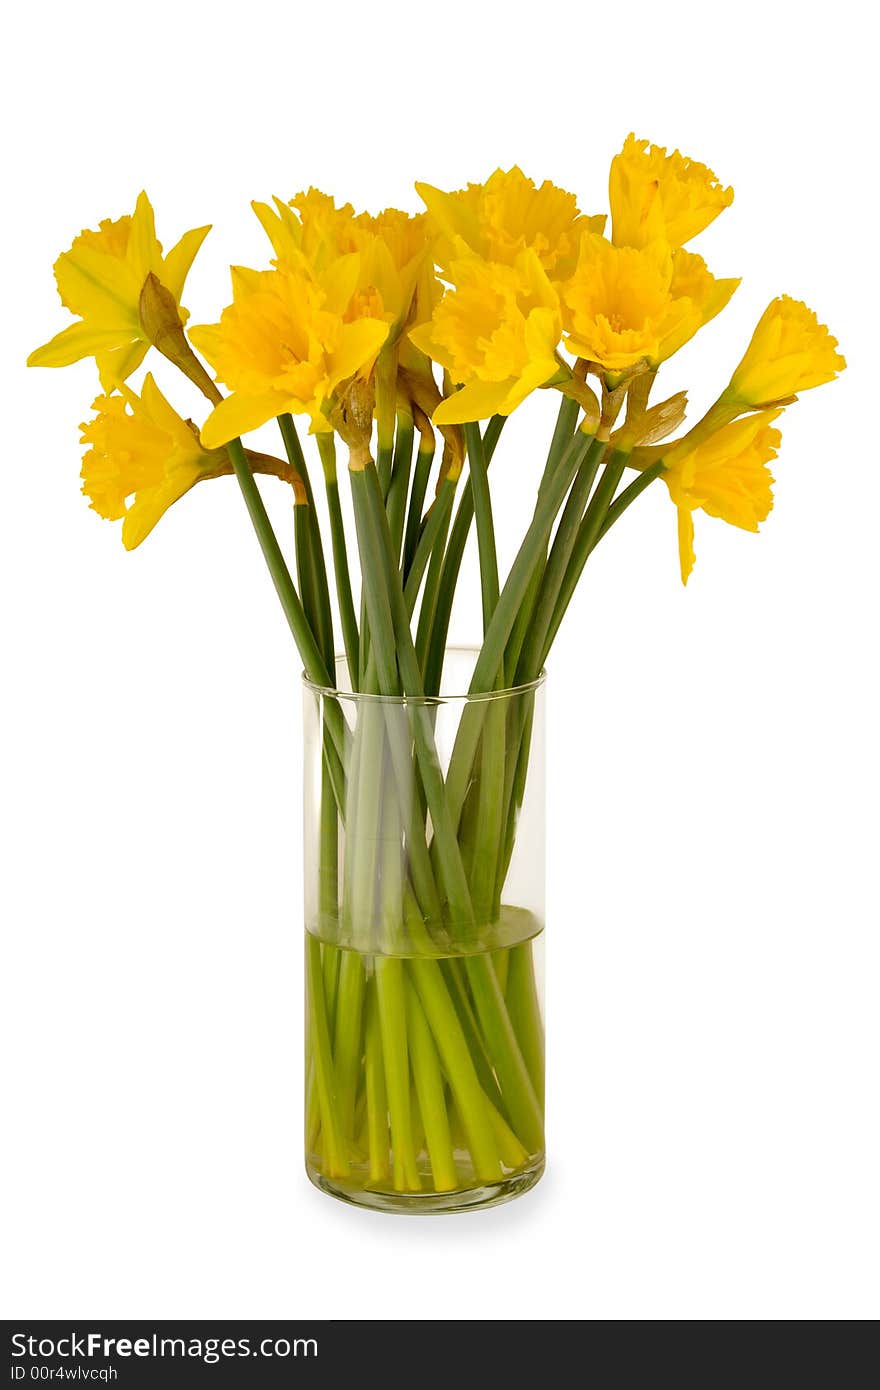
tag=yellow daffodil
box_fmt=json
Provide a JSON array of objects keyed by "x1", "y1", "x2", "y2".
[
  {"x1": 727, "y1": 296, "x2": 846, "y2": 406},
  {"x1": 251, "y1": 189, "x2": 360, "y2": 275},
  {"x1": 28, "y1": 193, "x2": 210, "y2": 391},
  {"x1": 191, "y1": 260, "x2": 389, "y2": 447},
  {"x1": 408, "y1": 249, "x2": 562, "y2": 425},
  {"x1": 417, "y1": 167, "x2": 605, "y2": 280},
  {"x1": 253, "y1": 191, "x2": 436, "y2": 336},
  {"x1": 561, "y1": 234, "x2": 738, "y2": 375},
  {"x1": 609, "y1": 134, "x2": 733, "y2": 250},
  {"x1": 355, "y1": 207, "x2": 438, "y2": 330},
  {"x1": 80, "y1": 375, "x2": 228, "y2": 549},
  {"x1": 662, "y1": 409, "x2": 782, "y2": 583}
]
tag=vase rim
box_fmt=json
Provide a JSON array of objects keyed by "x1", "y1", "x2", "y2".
[{"x1": 302, "y1": 644, "x2": 546, "y2": 705}]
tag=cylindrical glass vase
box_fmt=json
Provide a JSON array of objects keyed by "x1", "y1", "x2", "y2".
[{"x1": 303, "y1": 648, "x2": 545, "y2": 1214}]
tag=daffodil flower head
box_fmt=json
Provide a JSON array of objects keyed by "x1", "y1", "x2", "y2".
[
  {"x1": 727, "y1": 296, "x2": 846, "y2": 407},
  {"x1": 28, "y1": 193, "x2": 210, "y2": 391},
  {"x1": 354, "y1": 207, "x2": 438, "y2": 332},
  {"x1": 662, "y1": 408, "x2": 783, "y2": 583},
  {"x1": 561, "y1": 234, "x2": 738, "y2": 377},
  {"x1": 191, "y1": 259, "x2": 390, "y2": 448},
  {"x1": 253, "y1": 192, "x2": 436, "y2": 346},
  {"x1": 609, "y1": 134, "x2": 734, "y2": 250},
  {"x1": 409, "y1": 249, "x2": 562, "y2": 425},
  {"x1": 417, "y1": 167, "x2": 605, "y2": 280},
  {"x1": 252, "y1": 188, "x2": 360, "y2": 275},
  {"x1": 80, "y1": 375, "x2": 228, "y2": 549}
]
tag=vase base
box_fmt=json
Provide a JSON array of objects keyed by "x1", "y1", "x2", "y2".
[{"x1": 306, "y1": 1158, "x2": 544, "y2": 1215}]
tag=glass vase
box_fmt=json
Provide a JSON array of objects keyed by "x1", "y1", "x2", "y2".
[{"x1": 303, "y1": 648, "x2": 545, "y2": 1213}]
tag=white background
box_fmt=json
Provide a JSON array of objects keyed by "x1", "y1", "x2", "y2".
[{"x1": 2, "y1": 0, "x2": 877, "y2": 1322}]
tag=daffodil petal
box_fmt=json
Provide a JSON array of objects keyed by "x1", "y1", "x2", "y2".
[
  {"x1": 677, "y1": 506, "x2": 696, "y2": 585},
  {"x1": 433, "y1": 379, "x2": 513, "y2": 425},
  {"x1": 81, "y1": 379, "x2": 222, "y2": 548},
  {"x1": 121, "y1": 474, "x2": 200, "y2": 550},
  {"x1": 229, "y1": 264, "x2": 267, "y2": 298},
  {"x1": 96, "y1": 340, "x2": 150, "y2": 391},
  {"x1": 328, "y1": 318, "x2": 389, "y2": 390},
  {"x1": 128, "y1": 191, "x2": 159, "y2": 283},
  {"x1": 321, "y1": 253, "x2": 362, "y2": 317},
  {"x1": 188, "y1": 323, "x2": 224, "y2": 373},
  {"x1": 730, "y1": 296, "x2": 846, "y2": 404},
  {"x1": 28, "y1": 322, "x2": 134, "y2": 369},
  {"x1": 162, "y1": 224, "x2": 212, "y2": 301},
  {"x1": 139, "y1": 373, "x2": 196, "y2": 445},
  {"x1": 408, "y1": 321, "x2": 453, "y2": 370},
  {"x1": 199, "y1": 391, "x2": 285, "y2": 448},
  {"x1": 251, "y1": 196, "x2": 306, "y2": 264},
  {"x1": 512, "y1": 355, "x2": 559, "y2": 402},
  {"x1": 416, "y1": 182, "x2": 483, "y2": 252},
  {"x1": 610, "y1": 134, "x2": 734, "y2": 250},
  {"x1": 53, "y1": 242, "x2": 141, "y2": 327},
  {"x1": 251, "y1": 200, "x2": 285, "y2": 260}
]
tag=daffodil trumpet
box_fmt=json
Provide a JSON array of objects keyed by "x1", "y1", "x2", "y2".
[{"x1": 29, "y1": 139, "x2": 844, "y2": 1212}]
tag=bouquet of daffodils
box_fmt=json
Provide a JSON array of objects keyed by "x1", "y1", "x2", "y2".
[{"x1": 29, "y1": 137, "x2": 844, "y2": 1209}]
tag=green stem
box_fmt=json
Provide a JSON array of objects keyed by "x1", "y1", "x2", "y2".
[
  {"x1": 403, "y1": 442, "x2": 435, "y2": 580},
  {"x1": 468, "y1": 428, "x2": 597, "y2": 695},
  {"x1": 358, "y1": 587, "x2": 371, "y2": 691},
  {"x1": 414, "y1": 482, "x2": 457, "y2": 681},
  {"x1": 442, "y1": 429, "x2": 596, "y2": 837},
  {"x1": 505, "y1": 941, "x2": 545, "y2": 1108},
  {"x1": 504, "y1": 395, "x2": 580, "y2": 676},
  {"x1": 597, "y1": 459, "x2": 665, "y2": 540},
  {"x1": 406, "y1": 975, "x2": 457, "y2": 1191},
  {"x1": 317, "y1": 432, "x2": 360, "y2": 687},
  {"x1": 439, "y1": 959, "x2": 506, "y2": 1114},
  {"x1": 379, "y1": 760, "x2": 405, "y2": 954},
  {"x1": 492, "y1": 947, "x2": 510, "y2": 995},
  {"x1": 364, "y1": 981, "x2": 390, "y2": 1184},
  {"x1": 293, "y1": 500, "x2": 316, "y2": 628},
  {"x1": 482, "y1": 414, "x2": 506, "y2": 458},
  {"x1": 307, "y1": 754, "x2": 341, "y2": 1150},
  {"x1": 351, "y1": 654, "x2": 444, "y2": 932},
  {"x1": 321, "y1": 943, "x2": 341, "y2": 1035},
  {"x1": 318, "y1": 755, "x2": 339, "y2": 941},
  {"x1": 410, "y1": 958, "x2": 503, "y2": 1183},
  {"x1": 543, "y1": 394, "x2": 581, "y2": 490},
  {"x1": 332, "y1": 949, "x2": 367, "y2": 1143},
  {"x1": 278, "y1": 415, "x2": 334, "y2": 667},
  {"x1": 306, "y1": 933, "x2": 349, "y2": 1178},
  {"x1": 405, "y1": 478, "x2": 457, "y2": 621},
  {"x1": 505, "y1": 555, "x2": 543, "y2": 684},
  {"x1": 423, "y1": 417, "x2": 506, "y2": 696},
  {"x1": 343, "y1": 699, "x2": 386, "y2": 949},
  {"x1": 353, "y1": 575, "x2": 442, "y2": 934},
  {"x1": 377, "y1": 442, "x2": 394, "y2": 499},
  {"x1": 541, "y1": 449, "x2": 629, "y2": 663},
  {"x1": 225, "y1": 437, "x2": 330, "y2": 685},
  {"x1": 375, "y1": 956, "x2": 421, "y2": 1192},
  {"x1": 352, "y1": 463, "x2": 474, "y2": 933},
  {"x1": 515, "y1": 443, "x2": 605, "y2": 682},
  {"x1": 466, "y1": 690, "x2": 506, "y2": 924},
  {"x1": 486, "y1": 1096, "x2": 530, "y2": 1171},
  {"x1": 225, "y1": 436, "x2": 347, "y2": 818},
  {"x1": 464, "y1": 952, "x2": 543, "y2": 1154},
  {"x1": 369, "y1": 465, "x2": 475, "y2": 931},
  {"x1": 464, "y1": 421, "x2": 500, "y2": 636},
  {"x1": 495, "y1": 694, "x2": 535, "y2": 900},
  {"x1": 386, "y1": 409, "x2": 415, "y2": 565},
  {"x1": 349, "y1": 467, "x2": 401, "y2": 694}
]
